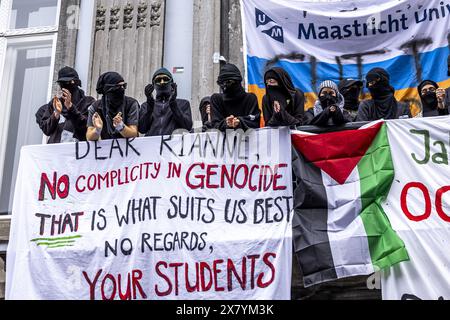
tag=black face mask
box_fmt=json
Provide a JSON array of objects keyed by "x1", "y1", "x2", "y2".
[
  {"x1": 221, "y1": 82, "x2": 244, "y2": 101},
  {"x1": 342, "y1": 87, "x2": 360, "y2": 111},
  {"x1": 422, "y1": 92, "x2": 438, "y2": 109},
  {"x1": 62, "y1": 83, "x2": 78, "y2": 93},
  {"x1": 319, "y1": 93, "x2": 338, "y2": 109},
  {"x1": 368, "y1": 82, "x2": 393, "y2": 99},
  {"x1": 156, "y1": 83, "x2": 172, "y2": 100},
  {"x1": 106, "y1": 87, "x2": 125, "y2": 110}
]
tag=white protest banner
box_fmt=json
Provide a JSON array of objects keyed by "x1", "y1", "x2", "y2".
[
  {"x1": 382, "y1": 116, "x2": 450, "y2": 300},
  {"x1": 6, "y1": 128, "x2": 293, "y2": 300},
  {"x1": 241, "y1": 0, "x2": 450, "y2": 111}
]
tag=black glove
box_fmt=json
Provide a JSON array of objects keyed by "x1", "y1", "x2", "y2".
[
  {"x1": 169, "y1": 83, "x2": 178, "y2": 104},
  {"x1": 145, "y1": 84, "x2": 155, "y2": 103}
]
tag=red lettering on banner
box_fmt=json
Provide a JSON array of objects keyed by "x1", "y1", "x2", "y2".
[
  {"x1": 83, "y1": 269, "x2": 147, "y2": 300},
  {"x1": 153, "y1": 252, "x2": 277, "y2": 296},
  {"x1": 185, "y1": 164, "x2": 287, "y2": 192},
  {"x1": 401, "y1": 182, "x2": 432, "y2": 222},
  {"x1": 38, "y1": 172, "x2": 70, "y2": 201},
  {"x1": 436, "y1": 186, "x2": 450, "y2": 222}
]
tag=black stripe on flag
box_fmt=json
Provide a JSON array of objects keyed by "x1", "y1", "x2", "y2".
[{"x1": 292, "y1": 150, "x2": 337, "y2": 287}]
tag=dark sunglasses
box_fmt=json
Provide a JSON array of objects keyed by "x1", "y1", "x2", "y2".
[
  {"x1": 217, "y1": 79, "x2": 236, "y2": 86},
  {"x1": 154, "y1": 76, "x2": 172, "y2": 85},
  {"x1": 105, "y1": 83, "x2": 127, "y2": 91}
]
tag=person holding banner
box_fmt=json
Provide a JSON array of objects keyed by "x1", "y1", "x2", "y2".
[
  {"x1": 417, "y1": 80, "x2": 449, "y2": 117},
  {"x1": 138, "y1": 68, "x2": 193, "y2": 136},
  {"x1": 356, "y1": 68, "x2": 411, "y2": 121},
  {"x1": 262, "y1": 67, "x2": 305, "y2": 127},
  {"x1": 210, "y1": 63, "x2": 260, "y2": 131},
  {"x1": 304, "y1": 80, "x2": 350, "y2": 126},
  {"x1": 35, "y1": 66, "x2": 96, "y2": 144},
  {"x1": 86, "y1": 72, "x2": 139, "y2": 141}
]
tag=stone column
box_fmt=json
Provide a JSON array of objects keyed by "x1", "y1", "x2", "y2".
[
  {"x1": 191, "y1": 0, "x2": 221, "y2": 123},
  {"x1": 88, "y1": 0, "x2": 165, "y2": 102},
  {"x1": 191, "y1": 0, "x2": 244, "y2": 123},
  {"x1": 52, "y1": 0, "x2": 81, "y2": 92}
]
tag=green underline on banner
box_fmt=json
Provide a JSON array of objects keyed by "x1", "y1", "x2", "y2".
[
  {"x1": 30, "y1": 235, "x2": 83, "y2": 242},
  {"x1": 46, "y1": 244, "x2": 75, "y2": 249},
  {"x1": 36, "y1": 240, "x2": 77, "y2": 247}
]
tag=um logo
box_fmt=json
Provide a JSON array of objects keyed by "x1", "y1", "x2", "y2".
[{"x1": 255, "y1": 8, "x2": 284, "y2": 43}]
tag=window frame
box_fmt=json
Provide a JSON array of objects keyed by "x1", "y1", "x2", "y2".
[{"x1": 0, "y1": 0, "x2": 61, "y2": 215}]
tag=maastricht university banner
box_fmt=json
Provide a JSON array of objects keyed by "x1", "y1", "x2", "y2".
[
  {"x1": 5, "y1": 129, "x2": 294, "y2": 300},
  {"x1": 241, "y1": 0, "x2": 450, "y2": 116}
]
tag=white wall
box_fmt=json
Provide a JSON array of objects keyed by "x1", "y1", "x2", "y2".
[{"x1": 163, "y1": 0, "x2": 194, "y2": 102}]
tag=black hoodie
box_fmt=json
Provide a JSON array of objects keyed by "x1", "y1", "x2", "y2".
[
  {"x1": 417, "y1": 80, "x2": 449, "y2": 117},
  {"x1": 357, "y1": 68, "x2": 411, "y2": 121},
  {"x1": 262, "y1": 67, "x2": 305, "y2": 127},
  {"x1": 139, "y1": 68, "x2": 193, "y2": 136},
  {"x1": 211, "y1": 64, "x2": 260, "y2": 131},
  {"x1": 36, "y1": 89, "x2": 95, "y2": 144}
]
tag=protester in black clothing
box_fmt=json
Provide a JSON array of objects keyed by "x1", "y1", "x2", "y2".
[
  {"x1": 87, "y1": 72, "x2": 139, "y2": 141},
  {"x1": 304, "y1": 80, "x2": 350, "y2": 126},
  {"x1": 417, "y1": 80, "x2": 449, "y2": 117},
  {"x1": 338, "y1": 79, "x2": 363, "y2": 122},
  {"x1": 262, "y1": 67, "x2": 304, "y2": 127},
  {"x1": 35, "y1": 66, "x2": 95, "y2": 143},
  {"x1": 139, "y1": 68, "x2": 192, "y2": 136},
  {"x1": 210, "y1": 63, "x2": 260, "y2": 131},
  {"x1": 357, "y1": 68, "x2": 411, "y2": 121},
  {"x1": 199, "y1": 96, "x2": 213, "y2": 131}
]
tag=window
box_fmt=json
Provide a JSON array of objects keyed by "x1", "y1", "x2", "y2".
[{"x1": 0, "y1": 0, "x2": 60, "y2": 215}]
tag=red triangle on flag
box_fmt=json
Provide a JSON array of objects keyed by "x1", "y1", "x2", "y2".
[{"x1": 292, "y1": 122, "x2": 383, "y2": 184}]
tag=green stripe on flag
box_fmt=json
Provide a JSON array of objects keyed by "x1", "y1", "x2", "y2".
[{"x1": 358, "y1": 123, "x2": 409, "y2": 270}]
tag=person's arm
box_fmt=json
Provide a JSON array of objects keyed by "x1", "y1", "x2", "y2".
[
  {"x1": 36, "y1": 100, "x2": 61, "y2": 136},
  {"x1": 279, "y1": 97, "x2": 304, "y2": 126},
  {"x1": 138, "y1": 101, "x2": 154, "y2": 134},
  {"x1": 437, "y1": 88, "x2": 450, "y2": 116},
  {"x1": 210, "y1": 95, "x2": 229, "y2": 131},
  {"x1": 330, "y1": 106, "x2": 348, "y2": 125},
  {"x1": 236, "y1": 94, "x2": 261, "y2": 130},
  {"x1": 66, "y1": 96, "x2": 94, "y2": 141},
  {"x1": 170, "y1": 99, "x2": 193, "y2": 131},
  {"x1": 115, "y1": 101, "x2": 139, "y2": 138},
  {"x1": 86, "y1": 108, "x2": 103, "y2": 141},
  {"x1": 263, "y1": 97, "x2": 282, "y2": 127},
  {"x1": 356, "y1": 101, "x2": 370, "y2": 122},
  {"x1": 306, "y1": 107, "x2": 331, "y2": 126}
]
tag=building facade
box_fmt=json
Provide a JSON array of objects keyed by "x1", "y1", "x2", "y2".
[{"x1": 0, "y1": 0, "x2": 244, "y2": 216}]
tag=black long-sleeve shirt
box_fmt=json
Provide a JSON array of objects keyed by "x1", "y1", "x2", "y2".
[
  {"x1": 35, "y1": 91, "x2": 95, "y2": 143},
  {"x1": 210, "y1": 93, "x2": 260, "y2": 131},
  {"x1": 262, "y1": 90, "x2": 305, "y2": 127},
  {"x1": 304, "y1": 106, "x2": 350, "y2": 126}
]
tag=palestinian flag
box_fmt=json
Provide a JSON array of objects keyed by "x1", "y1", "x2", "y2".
[{"x1": 291, "y1": 122, "x2": 409, "y2": 287}]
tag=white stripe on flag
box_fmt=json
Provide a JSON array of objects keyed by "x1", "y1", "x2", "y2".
[{"x1": 323, "y1": 168, "x2": 375, "y2": 278}]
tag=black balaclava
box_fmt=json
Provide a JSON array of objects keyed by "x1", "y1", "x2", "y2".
[
  {"x1": 57, "y1": 66, "x2": 83, "y2": 108},
  {"x1": 152, "y1": 67, "x2": 174, "y2": 100},
  {"x1": 96, "y1": 71, "x2": 126, "y2": 136},
  {"x1": 418, "y1": 80, "x2": 439, "y2": 111},
  {"x1": 366, "y1": 68, "x2": 397, "y2": 119},
  {"x1": 338, "y1": 79, "x2": 363, "y2": 111},
  {"x1": 217, "y1": 63, "x2": 245, "y2": 101},
  {"x1": 319, "y1": 91, "x2": 338, "y2": 109},
  {"x1": 264, "y1": 68, "x2": 295, "y2": 111},
  {"x1": 199, "y1": 96, "x2": 211, "y2": 124}
]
